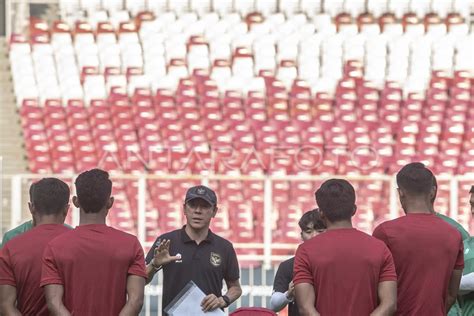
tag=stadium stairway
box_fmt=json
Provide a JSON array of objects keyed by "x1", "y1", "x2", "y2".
[{"x1": 0, "y1": 36, "x2": 29, "y2": 235}]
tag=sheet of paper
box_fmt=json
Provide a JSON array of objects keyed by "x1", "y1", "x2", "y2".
[{"x1": 164, "y1": 281, "x2": 225, "y2": 316}]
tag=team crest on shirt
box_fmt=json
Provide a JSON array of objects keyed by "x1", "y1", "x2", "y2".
[{"x1": 210, "y1": 252, "x2": 221, "y2": 267}]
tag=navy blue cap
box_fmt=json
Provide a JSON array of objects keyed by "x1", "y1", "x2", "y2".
[{"x1": 184, "y1": 185, "x2": 217, "y2": 206}]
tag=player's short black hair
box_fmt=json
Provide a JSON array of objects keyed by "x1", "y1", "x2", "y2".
[
  {"x1": 298, "y1": 208, "x2": 326, "y2": 230},
  {"x1": 75, "y1": 169, "x2": 112, "y2": 213},
  {"x1": 315, "y1": 179, "x2": 356, "y2": 222},
  {"x1": 31, "y1": 178, "x2": 70, "y2": 215},
  {"x1": 397, "y1": 162, "x2": 434, "y2": 196}
]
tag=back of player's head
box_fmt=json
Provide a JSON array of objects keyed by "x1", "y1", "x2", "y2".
[
  {"x1": 75, "y1": 169, "x2": 112, "y2": 213},
  {"x1": 31, "y1": 178, "x2": 70, "y2": 215},
  {"x1": 397, "y1": 162, "x2": 434, "y2": 197},
  {"x1": 315, "y1": 179, "x2": 356, "y2": 222},
  {"x1": 298, "y1": 208, "x2": 326, "y2": 230}
]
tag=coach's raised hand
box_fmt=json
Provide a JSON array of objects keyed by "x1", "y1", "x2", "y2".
[
  {"x1": 152, "y1": 240, "x2": 181, "y2": 267},
  {"x1": 146, "y1": 239, "x2": 181, "y2": 284}
]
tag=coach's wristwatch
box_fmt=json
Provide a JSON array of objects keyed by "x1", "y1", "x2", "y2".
[{"x1": 221, "y1": 295, "x2": 231, "y2": 308}]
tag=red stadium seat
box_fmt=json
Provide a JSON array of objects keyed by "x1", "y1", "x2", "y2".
[{"x1": 12, "y1": 7, "x2": 474, "y2": 241}]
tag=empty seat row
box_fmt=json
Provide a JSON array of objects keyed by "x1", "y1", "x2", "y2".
[
  {"x1": 10, "y1": 11, "x2": 473, "y2": 106},
  {"x1": 58, "y1": 0, "x2": 473, "y2": 20}
]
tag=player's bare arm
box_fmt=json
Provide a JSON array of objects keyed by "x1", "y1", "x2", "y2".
[
  {"x1": 145, "y1": 239, "x2": 180, "y2": 284},
  {"x1": 370, "y1": 281, "x2": 397, "y2": 316},
  {"x1": 446, "y1": 269, "x2": 463, "y2": 312},
  {"x1": 295, "y1": 282, "x2": 320, "y2": 316},
  {"x1": 0, "y1": 285, "x2": 21, "y2": 316},
  {"x1": 118, "y1": 275, "x2": 145, "y2": 316},
  {"x1": 44, "y1": 284, "x2": 71, "y2": 316}
]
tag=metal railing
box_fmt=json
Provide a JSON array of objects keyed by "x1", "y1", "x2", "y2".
[
  {"x1": 5, "y1": 172, "x2": 398, "y2": 266},
  {"x1": 6, "y1": 173, "x2": 474, "y2": 257}
]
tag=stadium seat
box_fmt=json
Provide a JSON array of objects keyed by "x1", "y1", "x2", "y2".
[{"x1": 12, "y1": 3, "x2": 474, "y2": 240}]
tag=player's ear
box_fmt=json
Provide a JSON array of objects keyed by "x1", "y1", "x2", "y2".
[
  {"x1": 72, "y1": 196, "x2": 80, "y2": 208},
  {"x1": 28, "y1": 201, "x2": 35, "y2": 216},
  {"x1": 397, "y1": 188, "x2": 404, "y2": 198},
  {"x1": 429, "y1": 186, "x2": 436, "y2": 200},
  {"x1": 212, "y1": 206, "x2": 218, "y2": 218},
  {"x1": 319, "y1": 210, "x2": 328, "y2": 225},
  {"x1": 106, "y1": 197, "x2": 114, "y2": 210},
  {"x1": 352, "y1": 205, "x2": 357, "y2": 216}
]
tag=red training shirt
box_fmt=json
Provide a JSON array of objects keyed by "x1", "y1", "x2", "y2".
[
  {"x1": 373, "y1": 213, "x2": 464, "y2": 316},
  {"x1": 294, "y1": 228, "x2": 397, "y2": 316},
  {"x1": 0, "y1": 224, "x2": 70, "y2": 315},
  {"x1": 40, "y1": 224, "x2": 147, "y2": 315}
]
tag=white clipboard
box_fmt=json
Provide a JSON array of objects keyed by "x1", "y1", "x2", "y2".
[{"x1": 164, "y1": 281, "x2": 226, "y2": 316}]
